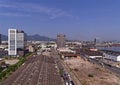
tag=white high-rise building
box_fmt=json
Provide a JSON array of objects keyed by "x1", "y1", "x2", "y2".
[{"x1": 8, "y1": 29, "x2": 25, "y2": 56}]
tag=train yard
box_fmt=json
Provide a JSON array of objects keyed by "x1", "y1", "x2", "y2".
[{"x1": 1, "y1": 55, "x2": 62, "y2": 85}]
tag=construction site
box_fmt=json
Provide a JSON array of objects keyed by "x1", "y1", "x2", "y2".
[{"x1": 64, "y1": 57, "x2": 120, "y2": 85}]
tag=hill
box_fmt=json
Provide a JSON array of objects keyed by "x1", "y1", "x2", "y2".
[{"x1": 1, "y1": 34, "x2": 55, "y2": 41}]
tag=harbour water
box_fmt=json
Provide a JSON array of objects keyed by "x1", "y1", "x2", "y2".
[{"x1": 98, "y1": 47, "x2": 120, "y2": 52}]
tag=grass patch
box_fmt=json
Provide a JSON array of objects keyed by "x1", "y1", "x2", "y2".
[
  {"x1": 59, "y1": 69, "x2": 64, "y2": 77},
  {"x1": 88, "y1": 74, "x2": 94, "y2": 77},
  {"x1": 0, "y1": 53, "x2": 32, "y2": 82},
  {"x1": 74, "y1": 68, "x2": 79, "y2": 71}
]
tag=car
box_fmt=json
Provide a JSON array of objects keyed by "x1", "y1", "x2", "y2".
[
  {"x1": 107, "y1": 64, "x2": 112, "y2": 67},
  {"x1": 70, "y1": 81, "x2": 75, "y2": 85},
  {"x1": 65, "y1": 82, "x2": 69, "y2": 85}
]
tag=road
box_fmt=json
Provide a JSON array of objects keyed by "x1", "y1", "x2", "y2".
[
  {"x1": 51, "y1": 48, "x2": 82, "y2": 85},
  {"x1": 1, "y1": 55, "x2": 62, "y2": 85}
]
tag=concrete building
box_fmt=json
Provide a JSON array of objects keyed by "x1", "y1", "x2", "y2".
[
  {"x1": 81, "y1": 49, "x2": 103, "y2": 59},
  {"x1": 60, "y1": 53, "x2": 80, "y2": 59},
  {"x1": 57, "y1": 48, "x2": 76, "y2": 53},
  {"x1": 56, "y1": 34, "x2": 66, "y2": 48},
  {"x1": 8, "y1": 29, "x2": 25, "y2": 56},
  {"x1": 28, "y1": 45, "x2": 35, "y2": 52},
  {"x1": 57, "y1": 48, "x2": 78, "y2": 59},
  {"x1": 16, "y1": 30, "x2": 25, "y2": 49},
  {"x1": 103, "y1": 53, "x2": 120, "y2": 62}
]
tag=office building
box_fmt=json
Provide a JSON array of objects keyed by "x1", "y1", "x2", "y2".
[
  {"x1": 17, "y1": 30, "x2": 25, "y2": 49},
  {"x1": 8, "y1": 29, "x2": 25, "y2": 56},
  {"x1": 56, "y1": 34, "x2": 66, "y2": 48}
]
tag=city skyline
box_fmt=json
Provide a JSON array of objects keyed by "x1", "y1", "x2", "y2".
[{"x1": 0, "y1": 0, "x2": 120, "y2": 40}]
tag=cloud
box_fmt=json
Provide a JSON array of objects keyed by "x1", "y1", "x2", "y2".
[
  {"x1": 0, "y1": 2, "x2": 73, "y2": 19},
  {"x1": 0, "y1": 12, "x2": 30, "y2": 17}
]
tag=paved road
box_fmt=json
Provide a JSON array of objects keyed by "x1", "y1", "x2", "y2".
[
  {"x1": 51, "y1": 48, "x2": 82, "y2": 85},
  {"x1": 1, "y1": 55, "x2": 62, "y2": 85}
]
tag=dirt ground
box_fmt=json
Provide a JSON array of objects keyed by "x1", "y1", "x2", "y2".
[
  {"x1": 5, "y1": 59, "x2": 19, "y2": 65},
  {"x1": 102, "y1": 59, "x2": 120, "y2": 68},
  {"x1": 64, "y1": 57, "x2": 120, "y2": 85}
]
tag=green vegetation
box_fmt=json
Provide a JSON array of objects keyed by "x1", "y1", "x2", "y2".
[
  {"x1": 59, "y1": 69, "x2": 64, "y2": 76},
  {"x1": 0, "y1": 66, "x2": 4, "y2": 73},
  {"x1": 88, "y1": 74, "x2": 94, "y2": 77},
  {"x1": 82, "y1": 81, "x2": 88, "y2": 85},
  {"x1": 74, "y1": 68, "x2": 79, "y2": 72},
  {"x1": 0, "y1": 53, "x2": 32, "y2": 82}
]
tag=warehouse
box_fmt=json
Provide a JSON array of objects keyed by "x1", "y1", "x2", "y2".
[
  {"x1": 103, "y1": 53, "x2": 120, "y2": 62},
  {"x1": 81, "y1": 49, "x2": 103, "y2": 59}
]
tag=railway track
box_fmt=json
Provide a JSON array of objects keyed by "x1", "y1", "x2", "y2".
[{"x1": 1, "y1": 55, "x2": 63, "y2": 85}]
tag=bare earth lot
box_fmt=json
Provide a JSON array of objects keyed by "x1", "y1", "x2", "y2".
[
  {"x1": 5, "y1": 59, "x2": 19, "y2": 65},
  {"x1": 64, "y1": 57, "x2": 120, "y2": 85}
]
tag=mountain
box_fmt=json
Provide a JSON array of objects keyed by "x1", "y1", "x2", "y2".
[
  {"x1": 26, "y1": 34, "x2": 55, "y2": 41},
  {"x1": 1, "y1": 34, "x2": 55, "y2": 41},
  {"x1": 1, "y1": 34, "x2": 8, "y2": 41}
]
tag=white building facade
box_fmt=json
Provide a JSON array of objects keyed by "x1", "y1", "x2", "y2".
[
  {"x1": 8, "y1": 29, "x2": 25, "y2": 56},
  {"x1": 103, "y1": 53, "x2": 120, "y2": 62}
]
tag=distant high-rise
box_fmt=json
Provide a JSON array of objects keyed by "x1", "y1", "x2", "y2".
[
  {"x1": 0, "y1": 33, "x2": 1, "y2": 45},
  {"x1": 94, "y1": 38, "x2": 97, "y2": 45},
  {"x1": 8, "y1": 29, "x2": 25, "y2": 56},
  {"x1": 56, "y1": 34, "x2": 66, "y2": 48}
]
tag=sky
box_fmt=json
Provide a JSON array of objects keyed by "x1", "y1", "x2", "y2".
[{"x1": 0, "y1": 0, "x2": 120, "y2": 40}]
